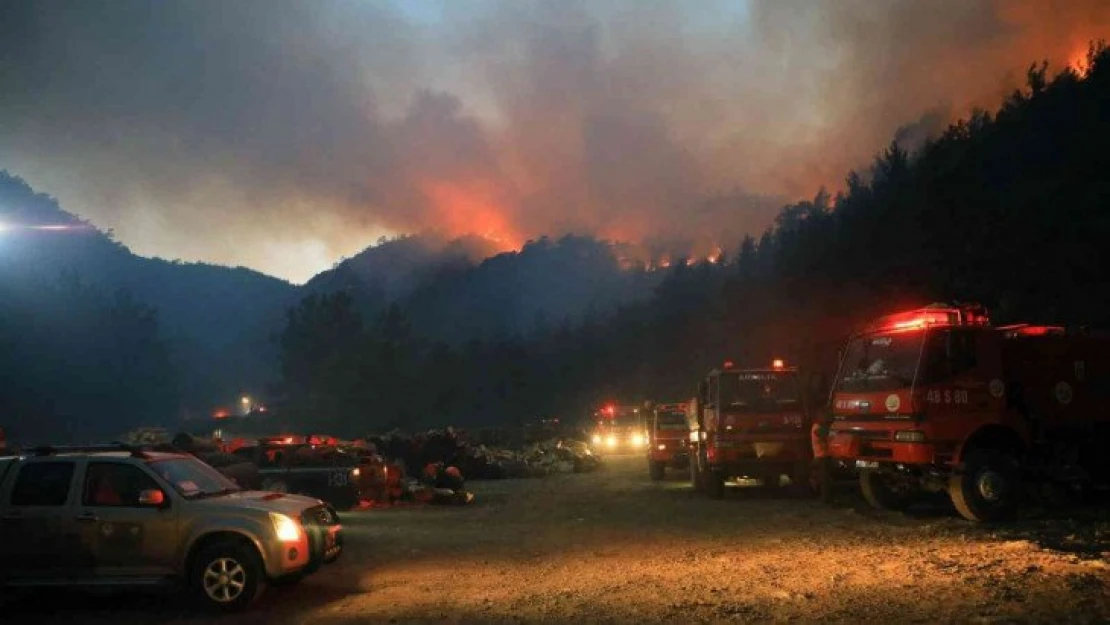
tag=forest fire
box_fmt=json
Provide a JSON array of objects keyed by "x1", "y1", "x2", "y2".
[{"x1": 422, "y1": 180, "x2": 521, "y2": 252}]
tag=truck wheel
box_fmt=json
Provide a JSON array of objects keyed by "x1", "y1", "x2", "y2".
[
  {"x1": 706, "y1": 470, "x2": 725, "y2": 499},
  {"x1": 860, "y1": 468, "x2": 915, "y2": 511},
  {"x1": 817, "y1": 459, "x2": 834, "y2": 504},
  {"x1": 690, "y1": 457, "x2": 704, "y2": 492},
  {"x1": 649, "y1": 461, "x2": 665, "y2": 481},
  {"x1": 191, "y1": 540, "x2": 265, "y2": 612},
  {"x1": 790, "y1": 462, "x2": 816, "y2": 498},
  {"x1": 949, "y1": 450, "x2": 1021, "y2": 523}
]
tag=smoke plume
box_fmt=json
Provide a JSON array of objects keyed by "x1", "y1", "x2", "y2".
[{"x1": 1, "y1": 0, "x2": 1107, "y2": 281}]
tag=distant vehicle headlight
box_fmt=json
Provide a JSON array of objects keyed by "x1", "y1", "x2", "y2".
[
  {"x1": 592, "y1": 434, "x2": 602, "y2": 445},
  {"x1": 270, "y1": 512, "x2": 303, "y2": 543},
  {"x1": 631, "y1": 433, "x2": 644, "y2": 446},
  {"x1": 606, "y1": 435, "x2": 617, "y2": 448}
]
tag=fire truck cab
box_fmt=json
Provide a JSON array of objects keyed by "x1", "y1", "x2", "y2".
[
  {"x1": 646, "y1": 401, "x2": 691, "y2": 480},
  {"x1": 688, "y1": 360, "x2": 813, "y2": 499},
  {"x1": 827, "y1": 303, "x2": 1110, "y2": 522},
  {"x1": 589, "y1": 404, "x2": 649, "y2": 454}
]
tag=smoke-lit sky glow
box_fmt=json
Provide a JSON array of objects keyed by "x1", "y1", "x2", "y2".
[{"x1": 1, "y1": 0, "x2": 1107, "y2": 283}]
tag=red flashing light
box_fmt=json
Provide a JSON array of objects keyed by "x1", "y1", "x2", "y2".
[
  {"x1": 772, "y1": 359, "x2": 785, "y2": 369},
  {"x1": 723, "y1": 360, "x2": 735, "y2": 369},
  {"x1": 875, "y1": 305, "x2": 990, "y2": 333},
  {"x1": 213, "y1": 410, "x2": 229, "y2": 419}
]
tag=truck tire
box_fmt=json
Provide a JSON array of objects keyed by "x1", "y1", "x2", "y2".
[
  {"x1": 690, "y1": 454, "x2": 705, "y2": 492},
  {"x1": 817, "y1": 459, "x2": 834, "y2": 504},
  {"x1": 790, "y1": 461, "x2": 816, "y2": 498},
  {"x1": 949, "y1": 450, "x2": 1021, "y2": 523},
  {"x1": 649, "y1": 461, "x2": 665, "y2": 481},
  {"x1": 191, "y1": 540, "x2": 265, "y2": 612},
  {"x1": 706, "y1": 470, "x2": 725, "y2": 499},
  {"x1": 860, "y1": 468, "x2": 915, "y2": 512}
]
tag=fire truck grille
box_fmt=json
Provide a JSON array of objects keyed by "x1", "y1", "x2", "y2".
[{"x1": 831, "y1": 429, "x2": 892, "y2": 441}]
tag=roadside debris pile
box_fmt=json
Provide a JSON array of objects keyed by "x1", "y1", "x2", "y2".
[{"x1": 366, "y1": 428, "x2": 601, "y2": 481}]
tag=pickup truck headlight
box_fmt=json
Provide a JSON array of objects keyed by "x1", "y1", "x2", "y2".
[
  {"x1": 270, "y1": 512, "x2": 304, "y2": 542},
  {"x1": 894, "y1": 430, "x2": 926, "y2": 442}
]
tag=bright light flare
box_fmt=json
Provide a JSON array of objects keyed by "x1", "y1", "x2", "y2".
[
  {"x1": 270, "y1": 512, "x2": 304, "y2": 542},
  {"x1": 0, "y1": 222, "x2": 89, "y2": 233}
]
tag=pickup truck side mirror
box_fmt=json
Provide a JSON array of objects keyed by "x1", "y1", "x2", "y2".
[{"x1": 139, "y1": 489, "x2": 167, "y2": 506}]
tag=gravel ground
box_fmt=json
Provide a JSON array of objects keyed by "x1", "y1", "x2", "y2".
[{"x1": 3, "y1": 454, "x2": 1109, "y2": 624}]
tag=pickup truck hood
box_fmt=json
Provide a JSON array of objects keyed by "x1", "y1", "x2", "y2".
[{"x1": 191, "y1": 490, "x2": 324, "y2": 516}]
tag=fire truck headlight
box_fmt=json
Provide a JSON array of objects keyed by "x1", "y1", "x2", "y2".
[
  {"x1": 631, "y1": 433, "x2": 644, "y2": 446},
  {"x1": 606, "y1": 436, "x2": 617, "y2": 448},
  {"x1": 894, "y1": 430, "x2": 926, "y2": 442},
  {"x1": 591, "y1": 434, "x2": 602, "y2": 445}
]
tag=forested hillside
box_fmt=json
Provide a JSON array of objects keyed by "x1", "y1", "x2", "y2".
[{"x1": 277, "y1": 45, "x2": 1110, "y2": 434}]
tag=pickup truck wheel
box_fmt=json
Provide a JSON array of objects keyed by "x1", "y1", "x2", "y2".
[
  {"x1": 649, "y1": 461, "x2": 665, "y2": 481},
  {"x1": 949, "y1": 450, "x2": 1021, "y2": 523},
  {"x1": 706, "y1": 470, "x2": 725, "y2": 499},
  {"x1": 860, "y1": 468, "x2": 915, "y2": 512},
  {"x1": 192, "y1": 541, "x2": 265, "y2": 612}
]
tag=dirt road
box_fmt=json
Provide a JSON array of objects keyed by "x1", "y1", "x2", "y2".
[{"x1": 4, "y1": 454, "x2": 1110, "y2": 623}]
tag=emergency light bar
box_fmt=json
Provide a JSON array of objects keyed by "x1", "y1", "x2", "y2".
[
  {"x1": 998, "y1": 324, "x2": 1065, "y2": 338},
  {"x1": 868, "y1": 303, "x2": 990, "y2": 334}
]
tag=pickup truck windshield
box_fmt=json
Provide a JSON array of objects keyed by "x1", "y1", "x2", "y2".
[
  {"x1": 719, "y1": 372, "x2": 800, "y2": 413},
  {"x1": 837, "y1": 331, "x2": 924, "y2": 393},
  {"x1": 149, "y1": 457, "x2": 241, "y2": 499}
]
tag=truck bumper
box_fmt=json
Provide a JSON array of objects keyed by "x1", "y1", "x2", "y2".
[
  {"x1": 649, "y1": 449, "x2": 689, "y2": 467},
  {"x1": 706, "y1": 439, "x2": 809, "y2": 478},
  {"x1": 827, "y1": 433, "x2": 935, "y2": 465}
]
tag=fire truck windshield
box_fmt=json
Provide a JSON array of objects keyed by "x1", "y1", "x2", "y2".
[
  {"x1": 837, "y1": 331, "x2": 924, "y2": 393},
  {"x1": 598, "y1": 407, "x2": 640, "y2": 428},
  {"x1": 719, "y1": 372, "x2": 799, "y2": 412},
  {"x1": 655, "y1": 410, "x2": 687, "y2": 430}
]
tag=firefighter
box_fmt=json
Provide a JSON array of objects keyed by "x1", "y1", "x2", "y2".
[{"x1": 811, "y1": 417, "x2": 834, "y2": 503}]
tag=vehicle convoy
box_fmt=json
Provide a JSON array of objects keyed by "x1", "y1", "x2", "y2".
[
  {"x1": 589, "y1": 404, "x2": 649, "y2": 453},
  {"x1": 229, "y1": 435, "x2": 362, "y2": 510},
  {"x1": 647, "y1": 402, "x2": 691, "y2": 480},
  {"x1": 0, "y1": 445, "x2": 342, "y2": 611},
  {"x1": 688, "y1": 360, "x2": 814, "y2": 498},
  {"x1": 826, "y1": 303, "x2": 1110, "y2": 522}
]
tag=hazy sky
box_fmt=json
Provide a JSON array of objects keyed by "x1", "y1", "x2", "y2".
[{"x1": 1, "y1": 0, "x2": 1106, "y2": 283}]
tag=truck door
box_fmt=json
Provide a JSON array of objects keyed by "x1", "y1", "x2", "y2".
[
  {"x1": 918, "y1": 328, "x2": 1002, "y2": 459},
  {"x1": 0, "y1": 458, "x2": 84, "y2": 581},
  {"x1": 75, "y1": 460, "x2": 179, "y2": 579}
]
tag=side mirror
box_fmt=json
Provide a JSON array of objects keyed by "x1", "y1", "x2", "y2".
[{"x1": 138, "y1": 489, "x2": 166, "y2": 506}]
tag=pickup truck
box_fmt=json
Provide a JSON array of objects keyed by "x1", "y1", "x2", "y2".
[
  {"x1": 0, "y1": 444, "x2": 343, "y2": 612},
  {"x1": 231, "y1": 440, "x2": 362, "y2": 510}
]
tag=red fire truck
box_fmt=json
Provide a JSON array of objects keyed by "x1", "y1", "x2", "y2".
[
  {"x1": 589, "y1": 404, "x2": 649, "y2": 454},
  {"x1": 826, "y1": 303, "x2": 1110, "y2": 522},
  {"x1": 647, "y1": 401, "x2": 691, "y2": 480},
  {"x1": 688, "y1": 360, "x2": 814, "y2": 498}
]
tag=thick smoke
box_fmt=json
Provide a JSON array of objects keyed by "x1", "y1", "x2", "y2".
[{"x1": 1, "y1": 0, "x2": 1107, "y2": 282}]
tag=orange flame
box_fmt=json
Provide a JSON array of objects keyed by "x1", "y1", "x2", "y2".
[{"x1": 422, "y1": 180, "x2": 521, "y2": 251}]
